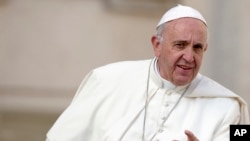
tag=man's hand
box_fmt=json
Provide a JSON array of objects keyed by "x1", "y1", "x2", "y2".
[{"x1": 185, "y1": 130, "x2": 199, "y2": 141}]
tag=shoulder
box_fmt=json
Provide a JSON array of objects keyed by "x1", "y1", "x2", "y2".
[
  {"x1": 82, "y1": 58, "x2": 153, "y2": 84},
  {"x1": 189, "y1": 74, "x2": 237, "y2": 97},
  {"x1": 188, "y1": 74, "x2": 243, "y2": 114},
  {"x1": 92, "y1": 59, "x2": 152, "y2": 76}
]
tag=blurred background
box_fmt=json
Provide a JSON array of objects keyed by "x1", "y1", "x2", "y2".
[{"x1": 0, "y1": 0, "x2": 249, "y2": 141}]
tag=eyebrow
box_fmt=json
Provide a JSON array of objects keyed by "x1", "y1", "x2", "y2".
[
  {"x1": 172, "y1": 40, "x2": 189, "y2": 45},
  {"x1": 172, "y1": 40, "x2": 204, "y2": 47}
]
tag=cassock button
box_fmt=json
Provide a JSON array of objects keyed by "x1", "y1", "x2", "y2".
[
  {"x1": 158, "y1": 128, "x2": 164, "y2": 133},
  {"x1": 164, "y1": 102, "x2": 169, "y2": 107},
  {"x1": 166, "y1": 91, "x2": 172, "y2": 95},
  {"x1": 161, "y1": 116, "x2": 167, "y2": 120}
]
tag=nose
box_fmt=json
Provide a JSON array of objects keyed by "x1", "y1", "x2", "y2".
[{"x1": 182, "y1": 48, "x2": 194, "y2": 63}]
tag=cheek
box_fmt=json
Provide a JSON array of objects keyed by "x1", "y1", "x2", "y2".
[
  {"x1": 155, "y1": 50, "x2": 161, "y2": 57},
  {"x1": 155, "y1": 46, "x2": 165, "y2": 58},
  {"x1": 197, "y1": 52, "x2": 204, "y2": 61},
  {"x1": 194, "y1": 55, "x2": 203, "y2": 68},
  {"x1": 162, "y1": 54, "x2": 176, "y2": 70}
]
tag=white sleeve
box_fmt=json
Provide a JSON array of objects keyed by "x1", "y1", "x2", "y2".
[{"x1": 45, "y1": 70, "x2": 103, "y2": 141}]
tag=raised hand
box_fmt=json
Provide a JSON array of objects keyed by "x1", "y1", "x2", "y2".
[{"x1": 185, "y1": 130, "x2": 199, "y2": 141}]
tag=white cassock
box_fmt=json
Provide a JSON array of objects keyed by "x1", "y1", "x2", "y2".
[{"x1": 46, "y1": 58, "x2": 249, "y2": 141}]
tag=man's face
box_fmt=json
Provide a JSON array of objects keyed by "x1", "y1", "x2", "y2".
[{"x1": 152, "y1": 18, "x2": 208, "y2": 86}]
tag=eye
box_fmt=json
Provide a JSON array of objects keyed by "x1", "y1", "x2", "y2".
[
  {"x1": 175, "y1": 42, "x2": 185, "y2": 48},
  {"x1": 193, "y1": 44, "x2": 203, "y2": 50}
]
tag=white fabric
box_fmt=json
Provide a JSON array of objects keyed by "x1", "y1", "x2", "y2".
[
  {"x1": 154, "y1": 58, "x2": 176, "y2": 89},
  {"x1": 46, "y1": 58, "x2": 249, "y2": 141},
  {"x1": 157, "y1": 4, "x2": 207, "y2": 28}
]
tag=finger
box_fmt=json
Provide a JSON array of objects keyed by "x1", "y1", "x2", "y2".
[{"x1": 185, "y1": 130, "x2": 199, "y2": 141}]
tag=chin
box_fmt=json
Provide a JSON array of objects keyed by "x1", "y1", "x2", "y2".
[
  {"x1": 174, "y1": 78, "x2": 192, "y2": 86},
  {"x1": 176, "y1": 82, "x2": 189, "y2": 86}
]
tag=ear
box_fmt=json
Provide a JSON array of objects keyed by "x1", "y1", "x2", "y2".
[
  {"x1": 204, "y1": 43, "x2": 208, "y2": 52},
  {"x1": 151, "y1": 35, "x2": 161, "y2": 57}
]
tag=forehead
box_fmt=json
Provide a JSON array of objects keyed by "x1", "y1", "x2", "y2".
[
  {"x1": 167, "y1": 17, "x2": 207, "y2": 28},
  {"x1": 164, "y1": 18, "x2": 207, "y2": 41}
]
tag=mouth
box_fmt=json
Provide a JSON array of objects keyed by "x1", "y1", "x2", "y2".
[{"x1": 178, "y1": 65, "x2": 193, "y2": 70}]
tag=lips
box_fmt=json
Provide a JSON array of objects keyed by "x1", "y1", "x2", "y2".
[{"x1": 178, "y1": 65, "x2": 193, "y2": 70}]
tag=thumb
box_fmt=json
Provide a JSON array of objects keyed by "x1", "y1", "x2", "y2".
[{"x1": 185, "y1": 130, "x2": 199, "y2": 141}]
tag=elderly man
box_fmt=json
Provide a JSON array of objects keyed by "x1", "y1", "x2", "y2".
[{"x1": 46, "y1": 4, "x2": 249, "y2": 141}]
